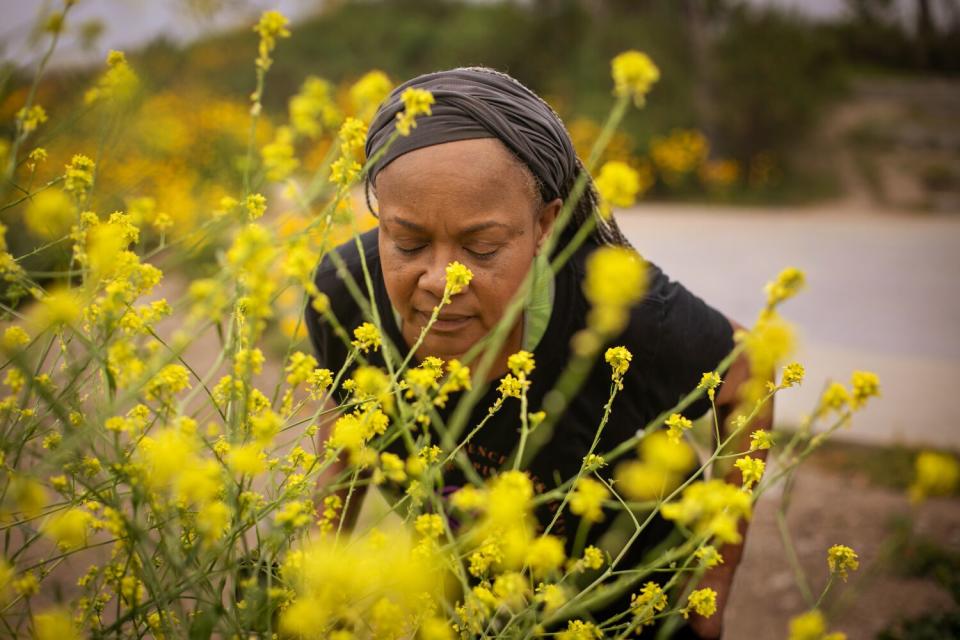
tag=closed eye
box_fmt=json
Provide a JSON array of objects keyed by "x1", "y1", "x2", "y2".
[
  {"x1": 466, "y1": 247, "x2": 499, "y2": 259},
  {"x1": 395, "y1": 243, "x2": 426, "y2": 255}
]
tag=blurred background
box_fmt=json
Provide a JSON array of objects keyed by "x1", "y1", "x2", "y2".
[{"x1": 2, "y1": 0, "x2": 958, "y2": 637}]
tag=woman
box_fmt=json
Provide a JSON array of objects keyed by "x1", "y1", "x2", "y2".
[{"x1": 305, "y1": 66, "x2": 760, "y2": 639}]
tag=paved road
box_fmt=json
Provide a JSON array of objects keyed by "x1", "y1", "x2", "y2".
[{"x1": 617, "y1": 203, "x2": 960, "y2": 449}]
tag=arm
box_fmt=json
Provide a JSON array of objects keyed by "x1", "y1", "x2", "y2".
[{"x1": 686, "y1": 316, "x2": 775, "y2": 639}]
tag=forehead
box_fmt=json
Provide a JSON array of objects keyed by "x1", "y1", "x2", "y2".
[{"x1": 374, "y1": 138, "x2": 538, "y2": 227}]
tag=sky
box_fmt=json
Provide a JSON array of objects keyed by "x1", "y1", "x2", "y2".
[{"x1": 0, "y1": 0, "x2": 940, "y2": 70}]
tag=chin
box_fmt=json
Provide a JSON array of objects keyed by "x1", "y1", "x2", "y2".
[{"x1": 420, "y1": 337, "x2": 469, "y2": 362}]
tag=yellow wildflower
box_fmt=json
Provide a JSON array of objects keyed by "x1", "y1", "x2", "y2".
[
  {"x1": 415, "y1": 513, "x2": 445, "y2": 539},
  {"x1": 583, "y1": 246, "x2": 647, "y2": 334},
  {"x1": 84, "y1": 50, "x2": 138, "y2": 104},
  {"x1": 262, "y1": 127, "x2": 299, "y2": 181},
  {"x1": 683, "y1": 587, "x2": 717, "y2": 619},
  {"x1": 26, "y1": 147, "x2": 47, "y2": 171},
  {"x1": 664, "y1": 413, "x2": 693, "y2": 444},
  {"x1": 64, "y1": 154, "x2": 95, "y2": 197},
  {"x1": 395, "y1": 88, "x2": 435, "y2": 136},
  {"x1": 2, "y1": 326, "x2": 30, "y2": 351},
  {"x1": 557, "y1": 619, "x2": 602, "y2": 640},
  {"x1": 765, "y1": 266, "x2": 806, "y2": 309},
  {"x1": 527, "y1": 535, "x2": 566, "y2": 577},
  {"x1": 698, "y1": 371, "x2": 722, "y2": 402},
  {"x1": 338, "y1": 116, "x2": 367, "y2": 156},
  {"x1": 569, "y1": 477, "x2": 609, "y2": 523},
  {"x1": 32, "y1": 607, "x2": 79, "y2": 640},
  {"x1": 227, "y1": 443, "x2": 267, "y2": 477},
  {"x1": 595, "y1": 160, "x2": 642, "y2": 218},
  {"x1": 41, "y1": 508, "x2": 92, "y2": 551},
  {"x1": 351, "y1": 322, "x2": 382, "y2": 353},
  {"x1": 289, "y1": 76, "x2": 340, "y2": 137},
  {"x1": 749, "y1": 429, "x2": 774, "y2": 451},
  {"x1": 909, "y1": 451, "x2": 959, "y2": 502},
  {"x1": 788, "y1": 609, "x2": 829, "y2": 640},
  {"x1": 25, "y1": 189, "x2": 74, "y2": 239},
  {"x1": 350, "y1": 70, "x2": 393, "y2": 120},
  {"x1": 611, "y1": 50, "x2": 660, "y2": 106},
  {"x1": 734, "y1": 456, "x2": 765, "y2": 490},
  {"x1": 605, "y1": 345, "x2": 632, "y2": 388},
  {"x1": 330, "y1": 156, "x2": 361, "y2": 188},
  {"x1": 241, "y1": 193, "x2": 266, "y2": 221},
  {"x1": 695, "y1": 545, "x2": 724, "y2": 568},
  {"x1": 849, "y1": 370, "x2": 880, "y2": 410},
  {"x1": 826, "y1": 544, "x2": 859, "y2": 582},
  {"x1": 818, "y1": 382, "x2": 850, "y2": 415},
  {"x1": 582, "y1": 545, "x2": 605, "y2": 570},
  {"x1": 507, "y1": 350, "x2": 535, "y2": 377},
  {"x1": 780, "y1": 362, "x2": 805, "y2": 388},
  {"x1": 30, "y1": 288, "x2": 82, "y2": 332},
  {"x1": 445, "y1": 260, "x2": 473, "y2": 297},
  {"x1": 16, "y1": 105, "x2": 47, "y2": 134},
  {"x1": 253, "y1": 10, "x2": 291, "y2": 71},
  {"x1": 661, "y1": 479, "x2": 752, "y2": 544},
  {"x1": 497, "y1": 373, "x2": 525, "y2": 399},
  {"x1": 630, "y1": 581, "x2": 668, "y2": 627},
  {"x1": 536, "y1": 583, "x2": 569, "y2": 613}
]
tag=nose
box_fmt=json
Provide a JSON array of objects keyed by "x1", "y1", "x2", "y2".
[{"x1": 417, "y1": 249, "x2": 451, "y2": 302}]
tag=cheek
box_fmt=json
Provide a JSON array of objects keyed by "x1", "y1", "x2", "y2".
[
  {"x1": 380, "y1": 255, "x2": 419, "y2": 309},
  {"x1": 471, "y1": 253, "x2": 534, "y2": 327}
]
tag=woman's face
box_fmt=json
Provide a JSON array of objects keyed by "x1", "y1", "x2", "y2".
[{"x1": 375, "y1": 137, "x2": 560, "y2": 366}]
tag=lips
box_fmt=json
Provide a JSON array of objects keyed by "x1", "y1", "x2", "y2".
[{"x1": 415, "y1": 309, "x2": 475, "y2": 333}]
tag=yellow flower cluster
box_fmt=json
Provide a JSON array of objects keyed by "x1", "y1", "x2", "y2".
[
  {"x1": 683, "y1": 587, "x2": 717, "y2": 619},
  {"x1": 611, "y1": 50, "x2": 660, "y2": 107},
  {"x1": 351, "y1": 322, "x2": 382, "y2": 353},
  {"x1": 64, "y1": 153, "x2": 95, "y2": 197},
  {"x1": 395, "y1": 87, "x2": 435, "y2": 136},
  {"x1": 614, "y1": 430, "x2": 697, "y2": 501},
  {"x1": 908, "y1": 450, "x2": 959, "y2": 502},
  {"x1": 826, "y1": 544, "x2": 859, "y2": 582},
  {"x1": 84, "y1": 50, "x2": 138, "y2": 105},
  {"x1": 253, "y1": 10, "x2": 291, "y2": 71},
  {"x1": 765, "y1": 266, "x2": 806, "y2": 309},
  {"x1": 279, "y1": 531, "x2": 445, "y2": 638},
  {"x1": 594, "y1": 160, "x2": 644, "y2": 219},
  {"x1": 734, "y1": 455, "x2": 765, "y2": 490},
  {"x1": 16, "y1": 105, "x2": 47, "y2": 134},
  {"x1": 814, "y1": 370, "x2": 881, "y2": 418},
  {"x1": 664, "y1": 412, "x2": 693, "y2": 444},
  {"x1": 604, "y1": 345, "x2": 632, "y2": 388},
  {"x1": 569, "y1": 477, "x2": 609, "y2": 523},
  {"x1": 788, "y1": 609, "x2": 848, "y2": 640},
  {"x1": 349, "y1": 70, "x2": 393, "y2": 121},
  {"x1": 630, "y1": 580, "x2": 668, "y2": 628},
  {"x1": 289, "y1": 76, "x2": 340, "y2": 137},
  {"x1": 749, "y1": 429, "x2": 774, "y2": 451},
  {"x1": 661, "y1": 479, "x2": 753, "y2": 544},
  {"x1": 444, "y1": 260, "x2": 473, "y2": 299},
  {"x1": 582, "y1": 246, "x2": 647, "y2": 335}
]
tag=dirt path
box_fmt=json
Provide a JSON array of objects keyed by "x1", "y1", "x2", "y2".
[{"x1": 725, "y1": 463, "x2": 959, "y2": 638}]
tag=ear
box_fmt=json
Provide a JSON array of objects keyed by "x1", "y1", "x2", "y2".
[{"x1": 535, "y1": 198, "x2": 562, "y2": 254}]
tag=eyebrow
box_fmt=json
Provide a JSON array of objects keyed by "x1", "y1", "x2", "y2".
[{"x1": 386, "y1": 217, "x2": 513, "y2": 236}]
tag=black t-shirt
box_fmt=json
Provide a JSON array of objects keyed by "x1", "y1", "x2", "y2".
[{"x1": 305, "y1": 227, "x2": 733, "y2": 550}]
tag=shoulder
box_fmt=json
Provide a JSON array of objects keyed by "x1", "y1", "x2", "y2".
[
  {"x1": 305, "y1": 227, "x2": 382, "y2": 370},
  {"x1": 314, "y1": 227, "x2": 381, "y2": 292}
]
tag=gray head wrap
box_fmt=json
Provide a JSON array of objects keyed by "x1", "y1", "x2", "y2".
[{"x1": 363, "y1": 66, "x2": 631, "y2": 248}]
